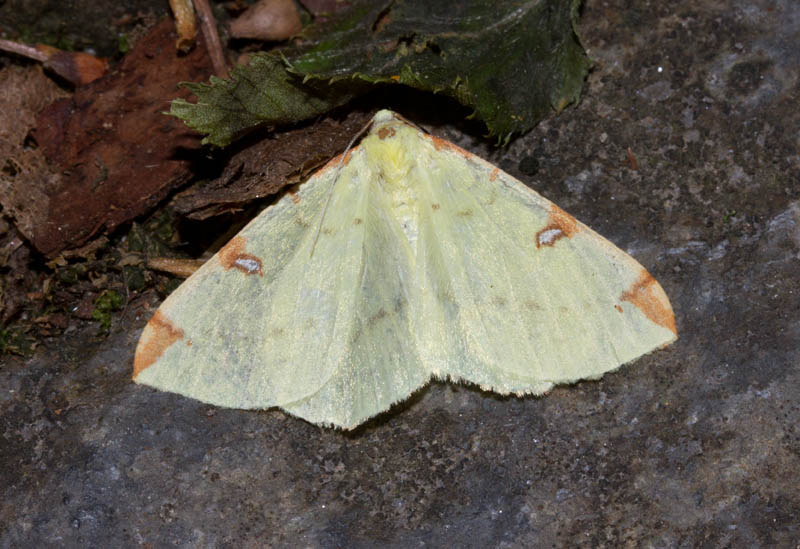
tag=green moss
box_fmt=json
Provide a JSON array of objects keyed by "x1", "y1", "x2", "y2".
[
  {"x1": 92, "y1": 290, "x2": 124, "y2": 332},
  {"x1": 117, "y1": 33, "x2": 131, "y2": 54}
]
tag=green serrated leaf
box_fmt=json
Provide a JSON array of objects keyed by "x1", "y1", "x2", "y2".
[
  {"x1": 290, "y1": 0, "x2": 590, "y2": 139},
  {"x1": 170, "y1": 54, "x2": 363, "y2": 146},
  {"x1": 170, "y1": 0, "x2": 589, "y2": 145}
]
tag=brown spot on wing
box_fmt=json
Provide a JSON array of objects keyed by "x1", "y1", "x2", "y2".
[
  {"x1": 489, "y1": 168, "x2": 499, "y2": 182},
  {"x1": 536, "y1": 204, "x2": 580, "y2": 248},
  {"x1": 133, "y1": 311, "x2": 185, "y2": 379},
  {"x1": 287, "y1": 189, "x2": 301, "y2": 204},
  {"x1": 431, "y1": 203, "x2": 440, "y2": 210},
  {"x1": 615, "y1": 304, "x2": 623, "y2": 313},
  {"x1": 620, "y1": 271, "x2": 677, "y2": 336},
  {"x1": 523, "y1": 299, "x2": 541, "y2": 311},
  {"x1": 353, "y1": 217, "x2": 363, "y2": 225},
  {"x1": 377, "y1": 127, "x2": 396, "y2": 140},
  {"x1": 370, "y1": 308, "x2": 387, "y2": 322},
  {"x1": 218, "y1": 235, "x2": 263, "y2": 276}
]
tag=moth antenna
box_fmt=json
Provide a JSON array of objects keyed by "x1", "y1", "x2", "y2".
[{"x1": 310, "y1": 115, "x2": 376, "y2": 258}]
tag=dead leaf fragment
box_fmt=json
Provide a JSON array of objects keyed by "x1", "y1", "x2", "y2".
[
  {"x1": 0, "y1": 39, "x2": 109, "y2": 86},
  {"x1": 626, "y1": 147, "x2": 639, "y2": 171},
  {"x1": 171, "y1": 109, "x2": 373, "y2": 219},
  {"x1": 0, "y1": 66, "x2": 70, "y2": 244},
  {"x1": 229, "y1": 0, "x2": 302, "y2": 41},
  {"x1": 12, "y1": 19, "x2": 214, "y2": 257},
  {"x1": 169, "y1": 0, "x2": 198, "y2": 52},
  {"x1": 37, "y1": 45, "x2": 110, "y2": 86}
]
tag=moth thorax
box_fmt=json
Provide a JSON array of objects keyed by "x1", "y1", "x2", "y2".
[{"x1": 366, "y1": 134, "x2": 412, "y2": 186}]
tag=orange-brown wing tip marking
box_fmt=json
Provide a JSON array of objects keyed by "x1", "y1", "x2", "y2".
[
  {"x1": 133, "y1": 311, "x2": 185, "y2": 379},
  {"x1": 317, "y1": 148, "x2": 355, "y2": 176},
  {"x1": 218, "y1": 235, "x2": 263, "y2": 276},
  {"x1": 428, "y1": 134, "x2": 472, "y2": 156},
  {"x1": 621, "y1": 271, "x2": 677, "y2": 336},
  {"x1": 536, "y1": 204, "x2": 581, "y2": 248}
]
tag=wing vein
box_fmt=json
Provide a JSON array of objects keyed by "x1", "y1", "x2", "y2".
[
  {"x1": 468, "y1": 182, "x2": 547, "y2": 380},
  {"x1": 565, "y1": 234, "x2": 623, "y2": 367}
]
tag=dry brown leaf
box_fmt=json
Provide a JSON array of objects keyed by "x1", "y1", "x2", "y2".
[
  {"x1": 169, "y1": 0, "x2": 197, "y2": 52},
  {"x1": 9, "y1": 19, "x2": 214, "y2": 257},
  {"x1": 171, "y1": 109, "x2": 373, "y2": 220},
  {"x1": 0, "y1": 65, "x2": 70, "y2": 243}
]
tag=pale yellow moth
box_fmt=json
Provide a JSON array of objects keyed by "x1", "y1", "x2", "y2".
[{"x1": 134, "y1": 110, "x2": 676, "y2": 429}]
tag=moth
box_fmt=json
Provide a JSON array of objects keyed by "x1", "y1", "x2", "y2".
[{"x1": 134, "y1": 110, "x2": 676, "y2": 429}]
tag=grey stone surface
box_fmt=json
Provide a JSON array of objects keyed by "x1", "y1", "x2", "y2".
[{"x1": 2, "y1": 0, "x2": 799, "y2": 546}]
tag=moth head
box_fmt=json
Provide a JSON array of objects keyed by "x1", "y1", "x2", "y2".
[{"x1": 365, "y1": 115, "x2": 415, "y2": 184}]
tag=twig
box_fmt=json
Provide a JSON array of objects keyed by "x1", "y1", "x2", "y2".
[
  {"x1": 0, "y1": 39, "x2": 48, "y2": 62},
  {"x1": 192, "y1": 0, "x2": 229, "y2": 78},
  {"x1": 0, "y1": 39, "x2": 108, "y2": 85},
  {"x1": 147, "y1": 257, "x2": 206, "y2": 278},
  {"x1": 169, "y1": 0, "x2": 197, "y2": 52}
]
